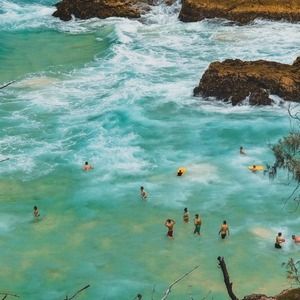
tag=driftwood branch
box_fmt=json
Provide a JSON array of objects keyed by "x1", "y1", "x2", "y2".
[
  {"x1": 161, "y1": 265, "x2": 200, "y2": 300},
  {"x1": 217, "y1": 257, "x2": 239, "y2": 300},
  {"x1": 64, "y1": 285, "x2": 90, "y2": 300},
  {"x1": 0, "y1": 81, "x2": 15, "y2": 90}
]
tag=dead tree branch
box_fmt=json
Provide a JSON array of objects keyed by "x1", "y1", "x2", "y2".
[
  {"x1": 217, "y1": 257, "x2": 239, "y2": 300},
  {"x1": 161, "y1": 265, "x2": 200, "y2": 300},
  {"x1": 64, "y1": 285, "x2": 90, "y2": 300},
  {"x1": 0, "y1": 81, "x2": 15, "y2": 90}
]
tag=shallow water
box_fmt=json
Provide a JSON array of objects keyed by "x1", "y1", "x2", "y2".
[{"x1": 1, "y1": 1, "x2": 300, "y2": 299}]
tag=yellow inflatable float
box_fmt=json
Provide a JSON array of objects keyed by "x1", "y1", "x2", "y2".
[
  {"x1": 248, "y1": 165, "x2": 264, "y2": 172},
  {"x1": 177, "y1": 167, "x2": 186, "y2": 176}
]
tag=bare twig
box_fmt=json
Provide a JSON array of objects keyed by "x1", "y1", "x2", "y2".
[
  {"x1": 201, "y1": 291, "x2": 212, "y2": 300},
  {"x1": 0, "y1": 81, "x2": 15, "y2": 90},
  {"x1": 283, "y1": 183, "x2": 300, "y2": 207},
  {"x1": 161, "y1": 265, "x2": 200, "y2": 300},
  {"x1": 65, "y1": 285, "x2": 90, "y2": 300},
  {"x1": 151, "y1": 285, "x2": 156, "y2": 300},
  {"x1": 217, "y1": 257, "x2": 239, "y2": 300}
]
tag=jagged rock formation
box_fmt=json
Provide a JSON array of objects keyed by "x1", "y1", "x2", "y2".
[
  {"x1": 179, "y1": 0, "x2": 300, "y2": 24},
  {"x1": 194, "y1": 57, "x2": 300, "y2": 106},
  {"x1": 52, "y1": 0, "x2": 175, "y2": 21},
  {"x1": 52, "y1": 0, "x2": 146, "y2": 21},
  {"x1": 242, "y1": 288, "x2": 300, "y2": 299}
]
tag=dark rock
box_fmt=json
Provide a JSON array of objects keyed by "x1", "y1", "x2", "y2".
[
  {"x1": 52, "y1": 0, "x2": 149, "y2": 21},
  {"x1": 242, "y1": 288, "x2": 300, "y2": 300},
  {"x1": 194, "y1": 57, "x2": 300, "y2": 106},
  {"x1": 179, "y1": 0, "x2": 300, "y2": 24},
  {"x1": 249, "y1": 89, "x2": 272, "y2": 106}
]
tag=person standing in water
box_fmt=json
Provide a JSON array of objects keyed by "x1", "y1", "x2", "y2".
[
  {"x1": 219, "y1": 220, "x2": 229, "y2": 239},
  {"x1": 240, "y1": 146, "x2": 246, "y2": 155},
  {"x1": 165, "y1": 219, "x2": 176, "y2": 239},
  {"x1": 275, "y1": 232, "x2": 285, "y2": 248},
  {"x1": 193, "y1": 214, "x2": 202, "y2": 235},
  {"x1": 83, "y1": 161, "x2": 93, "y2": 171},
  {"x1": 183, "y1": 208, "x2": 189, "y2": 223},
  {"x1": 140, "y1": 186, "x2": 148, "y2": 199},
  {"x1": 33, "y1": 206, "x2": 40, "y2": 218}
]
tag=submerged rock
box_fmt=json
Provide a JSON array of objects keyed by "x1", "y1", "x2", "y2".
[
  {"x1": 179, "y1": 0, "x2": 300, "y2": 24},
  {"x1": 194, "y1": 57, "x2": 300, "y2": 106}
]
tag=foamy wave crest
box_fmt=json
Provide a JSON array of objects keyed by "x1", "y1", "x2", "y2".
[{"x1": 0, "y1": 0, "x2": 55, "y2": 30}]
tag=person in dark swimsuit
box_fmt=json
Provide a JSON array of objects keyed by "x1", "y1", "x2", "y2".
[
  {"x1": 219, "y1": 220, "x2": 229, "y2": 239},
  {"x1": 275, "y1": 232, "x2": 285, "y2": 249}
]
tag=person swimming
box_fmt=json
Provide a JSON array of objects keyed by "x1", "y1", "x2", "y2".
[
  {"x1": 219, "y1": 220, "x2": 229, "y2": 239},
  {"x1": 140, "y1": 186, "x2": 148, "y2": 199},
  {"x1": 183, "y1": 208, "x2": 189, "y2": 223},
  {"x1": 177, "y1": 169, "x2": 183, "y2": 176},
  {"x1": 292, "y1": 235, "x2": 300, "y2": 243},
  {"x1": 275, "y1": 232, "x2": 285, "y2": 249},
  {"x1": 251, "y1": 165, "x2": 257, "y2": 172},
  {"x1": 33, "y1": 206, "x2": 40, "y2": 218},
  {"x1": 165, "y1": 219, "x2": 176, "y2": 239},
  {"x1": 240, "y1": 146, "x2": 246, "y2": 155},
  {"x1": 83, "y1": 161, "x2": 93, "y2": 171}
]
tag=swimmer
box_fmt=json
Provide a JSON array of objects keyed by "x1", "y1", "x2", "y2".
[
  {"x1": 177, "y1": 169, "x2": 183, "y2": 176},
  {"x1": 183, "y1": 208, "x2": 189, "y2": 223},
  {"x1": 33, "y1": 206, "x2": 40, "y2": 218},
  {"x1": 140, "y1": 186, "x2": 148, "y2": 199},
  {"x1": 251, "y1": 165, "x2": 257, "y2": 173},
  {"x1": 240, "y1": 146, "x2": 246, "y2": 155},
  {"x1": 292, "y1": 235, "x2": 300, "y2": 243},
  {"x1": 193, "y1": 214, "x2": 202, "y2": 235},
  {"x1": 219, "y1": 220, "x2": 229, "y2": 239},
  {"x1": 83, "y1": 161, "x2": 93, "y2": 171},
  {"x1": 165, "y1": 219, "x2": 176, "y2": 239},
  {"x1": 275, "y1": 232, "x2": 285, "y2": 249}
]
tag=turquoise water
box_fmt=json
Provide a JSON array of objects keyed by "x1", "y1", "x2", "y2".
[{"x1": 1, "y1": 1, "x2": 300, "y2": 299}]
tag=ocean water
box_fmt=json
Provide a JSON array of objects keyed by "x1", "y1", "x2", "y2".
[{"x1": 1, "y1": 1, "x2": 300, "y2": 299}]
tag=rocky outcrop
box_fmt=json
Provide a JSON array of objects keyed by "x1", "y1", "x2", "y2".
[
  {"x1": 52, "y1": 0, "x2": 146, "y2": 21},
  {"x1": 194, "y1": 57, "x2": 300, "y2": 106},
  {"x1": 179, "y1": 0, "x2": 300, "y2": 24},
  {"x1": 242, "y1": 288, "x2": 300, "y2": 300},
  {"x1": 52, "y1": 0, "x2": 175, "y2": 21}
]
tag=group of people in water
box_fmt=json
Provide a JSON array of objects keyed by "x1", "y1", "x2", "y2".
[
  {"x1": 139, "y1": 184, "x2": 229, "y2": 240},
  {"x1": 32, "y1": 154, "x2": 297, "y2": 249},
  {"x1": 164, "y1": 212, "x2": 229, "y2": 240},
  {"x1": 274, "y1": 232, "x2": 300, "y2": 249}
]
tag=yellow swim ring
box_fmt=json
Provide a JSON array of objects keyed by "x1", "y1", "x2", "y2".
[{"x1": 248, "y1": 165, "x2": 264, "y2": 171}]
